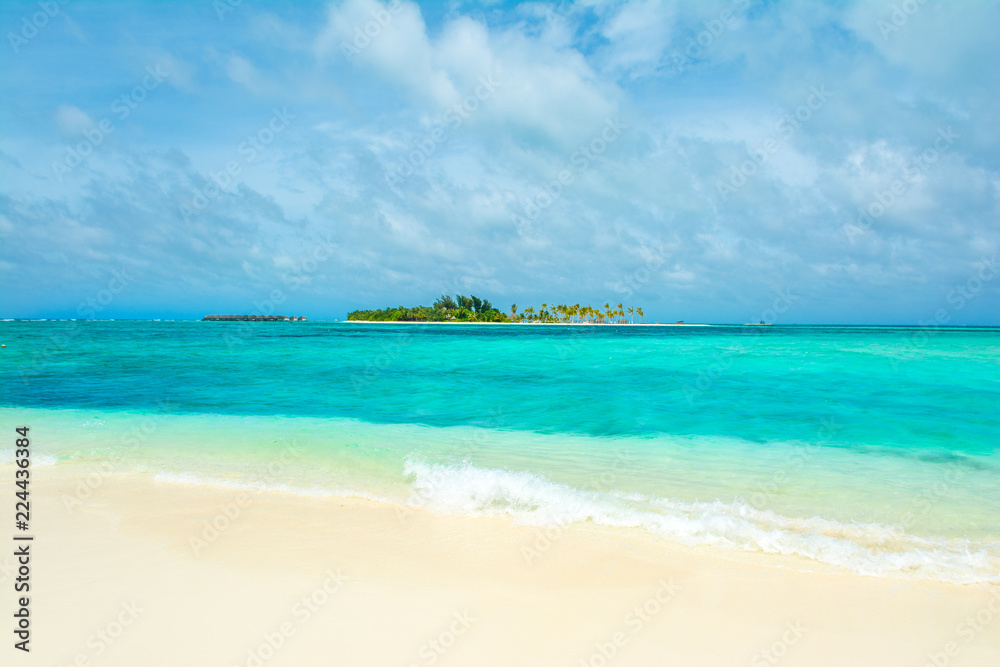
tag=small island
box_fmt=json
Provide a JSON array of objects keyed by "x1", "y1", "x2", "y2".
[{"x1": 348, "y1": 295, "x2": 646, "y2": 324}]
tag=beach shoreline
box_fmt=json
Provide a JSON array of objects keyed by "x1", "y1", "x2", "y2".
[{"x1": 7, "y1": 462, "x2": 999, "y2": 666}]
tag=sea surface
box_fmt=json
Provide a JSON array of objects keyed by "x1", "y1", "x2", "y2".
[{"x1": 2, "y1": 320, "x2": 999, "y2": 583}]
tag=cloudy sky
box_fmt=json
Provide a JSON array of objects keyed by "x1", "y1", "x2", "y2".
[{"x1": 1, "y1": 0, "x2": 998, "y2": 324}]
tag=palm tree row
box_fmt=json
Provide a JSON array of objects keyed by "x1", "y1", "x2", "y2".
[{"x1": 508, "y1": 302, "x2": 645, "y2": 324}]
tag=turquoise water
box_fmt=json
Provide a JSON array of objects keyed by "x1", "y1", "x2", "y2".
[{"x1": 1, "y1": 321, "x2": 999, "y2": 582}]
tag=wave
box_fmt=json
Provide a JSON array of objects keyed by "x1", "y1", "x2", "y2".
[
  {"x1": 152, "y1": 470, "x2": 392, "y2": 503},
  {"x1": 14, "y1": 449, "x2": 998, "y2": 584},
  {"x1": 0, "y1": 450, "x2": 59, "y2": 467},
  {"x1": 402, "y1": 458, "x2": 1000, "y2": 585}
]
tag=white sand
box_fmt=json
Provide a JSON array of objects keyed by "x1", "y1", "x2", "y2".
[{"x1": 3, "y1": 463, "x2": 999, "y2": 666}]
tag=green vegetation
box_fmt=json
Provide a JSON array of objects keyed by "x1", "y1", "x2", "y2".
[
  {"x1": 349, "y1": 297, "x2": 647, "y2": 324},
  {"x1": 509, "y1": 302, "x2": 645, "y2": 323},
  {"x1": 347, "y1": 295, "x2": 509, "y2": 322}
]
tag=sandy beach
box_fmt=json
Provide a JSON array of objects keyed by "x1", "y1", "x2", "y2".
[
  {"x1": 6, "y1": 462, "x2": 998, "y2": 666},
  {"x1": 4, "y1": 0, "x2": 999, "y2": 663}
]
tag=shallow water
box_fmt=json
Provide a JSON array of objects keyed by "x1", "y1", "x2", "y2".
[{"x1": 2, "y1": 321, "x2": 998, "y2": 582}]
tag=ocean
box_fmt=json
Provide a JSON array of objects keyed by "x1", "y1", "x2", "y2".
[{"x1": 2, "y1": 320, "x2": 998, "y2": 583}]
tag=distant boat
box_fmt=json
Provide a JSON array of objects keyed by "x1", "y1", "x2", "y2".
[{"x1": 744, "y1": 321, "x2": 772, "y2": 326}]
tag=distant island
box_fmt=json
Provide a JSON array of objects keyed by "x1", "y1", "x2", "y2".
[
  {"x1": 202, "y1": 315, "x2": 308, "y2": 321},
  {"x1": 348, "y1": 295, "x2": 646, "y2": 324}
]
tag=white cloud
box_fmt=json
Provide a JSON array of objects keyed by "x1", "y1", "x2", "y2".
[
  {"x1": 3, "y1": 0, "x2": 999, "y2": 323},
  {"x1": 315, "y1": 1, "x2": 618, "y2": 147},
  {"x1": 54, "y1": 106, "x2": 95, "y2": 135},
  {"x1": 316, "y1": 0, "x2": 458, "y2": 107},
  {"x1": 598, "y1": 0, "x2": 677, "y2": 77},
  {"x1": 226, "y1": 54, "x2": 265, "y2": 94}
]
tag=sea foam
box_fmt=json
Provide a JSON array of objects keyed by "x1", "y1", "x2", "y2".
[
  {"x1": 402, "y1": 458, "x2": 1000, "y2": 585},
  {"x1": 152, "y1": 470, "x2": 391, "y2": 503}
]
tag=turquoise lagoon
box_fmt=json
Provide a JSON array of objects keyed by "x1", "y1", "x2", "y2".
[{"x1": 1, "y1": 321, "x2": 998, "y2": 583}]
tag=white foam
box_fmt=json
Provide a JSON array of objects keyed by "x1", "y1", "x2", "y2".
[
  {"x1": 33, "y1": 454, "x2": 59, "y2": 467},
  {"x1": 402, "y1": 458, "x2": 1000, "y2": 585},
  {"x1": 152, "y1": 470, "x2": 390, "y2": 503},
  {"x1": 0, "y1": 450, "x2": 59, "y2": 467}
]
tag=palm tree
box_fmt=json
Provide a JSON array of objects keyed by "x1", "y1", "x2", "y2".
[
  {"x1": 636, "y1": 307, "x2": 644, "y2": 323},
  {"x1": 524, "y1": 306, "x2": 535, "y2": 322},
  {"x1": 511, "y1": 303, "x2": 517, "y2": 321},
  {"x1": 628, "y1": 307, "x2": 634, "y2": 324}
]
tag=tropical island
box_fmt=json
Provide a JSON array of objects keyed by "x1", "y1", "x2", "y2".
[{"x1": 347, "y1": 295, "x2": 647, "y2": 324}]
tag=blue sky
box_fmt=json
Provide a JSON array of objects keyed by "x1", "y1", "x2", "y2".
[{"x1": 1, "y1": 0, "x2": 998, "y2": 323}]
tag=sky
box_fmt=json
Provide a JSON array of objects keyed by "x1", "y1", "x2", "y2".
[{"x1": 0, "y1": 0, "x2": 998, "y2": 324}]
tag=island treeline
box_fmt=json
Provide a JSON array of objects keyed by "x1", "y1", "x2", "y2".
[
  {"x1": 510, "y1": 302, "x2": 644, "y2": 324},
  {"x1": 348, "y1": 296, "x2": 646, "y2": 324},
  {"x1": 348, "y1": 295, "x2": 508, "y2": 322}
]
